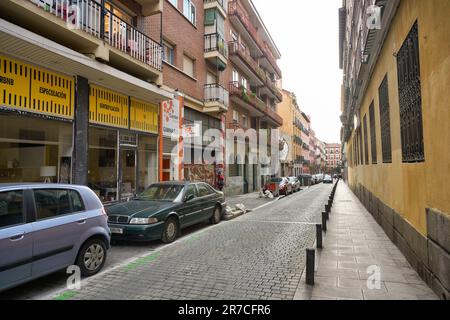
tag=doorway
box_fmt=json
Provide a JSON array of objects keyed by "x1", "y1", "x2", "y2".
[{"x1": 119, "y1": 148, "x2": 137, "y2": 201}]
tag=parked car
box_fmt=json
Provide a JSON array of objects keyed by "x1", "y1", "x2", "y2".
[
  {"x1": 263, "y1": 177, "x2": 292, "y2": 196},
  {"x1": 106, "y1": 182, "x2": 226, "y2": 243},
  {"x1": 0, "y1": 184, "x2": 110, "y2": 292},
  {"x1": 323, "y1": 175, "x2": 333, "y2": 184},
  {"x1": 297, "y1": 174, "x2": 312, "y2": 187},
  {"x1": 288, "y1": 177, "x2": 301, "y2": 192}
]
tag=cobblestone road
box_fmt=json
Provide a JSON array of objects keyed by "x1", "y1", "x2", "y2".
[{"x1": 2, "y1": 183, "x2": 333, "y2": 300}]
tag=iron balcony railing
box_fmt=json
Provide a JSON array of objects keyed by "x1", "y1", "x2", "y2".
[
  {"x1": 30, "y1": 0, "x2": 162, "y2": 71},
  {"x1": 204, "y1": 33, "x2": 228, "y2": 58},
  {"x1": 203, "y1": 0, "x2": 228, "y2": 13},
  {"x1": 229, "y1": 41, "x2": 282, "y2": 101},
  {"x1": 204, "y1": 84, "x2": 229, "y2": 107}
]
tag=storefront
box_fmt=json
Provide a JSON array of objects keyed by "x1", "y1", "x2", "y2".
[
  {"x1": 0, "y1": 54, "x2": 159, "y2": 202},
  {"x1": 87, "y1": 84, "x2": 159, "y2": 202},
  {"x1": 0, "y1": 54, "x2": 74, "y2": 184}
]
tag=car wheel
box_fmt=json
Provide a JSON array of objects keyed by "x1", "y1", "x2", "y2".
[
  {"x1": 210, "y1": 205, "x2": 222, "y2": 224},
  {"x1": 76, "y1": 238, "x2": 107, "y2": 277},
  {"x1": 162, "y1": 217, "x2": 179, "y2": 243}
]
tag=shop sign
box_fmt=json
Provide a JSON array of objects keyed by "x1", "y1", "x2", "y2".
[
  {"x1": 0, "y1": 54, "x2": 74, "y2": 119},
  {"x1": 161, "y1": 98, "x2": 180, "y2": 138},
  {"x1": 182, "y1": 123, "x2": 201, "y2": 139},
  {"x1": 130, "y1": 98, "x2": 158, "y2": 133},
  {"x1": 89, "y1": 84, "x2": 129, "y2": 128}
]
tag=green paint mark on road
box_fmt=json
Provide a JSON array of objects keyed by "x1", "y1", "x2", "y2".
[
  {"x1": 123, "y1": 252, "x2": 161, "y2": 272},
  {"x1": 53, "y1": 290, "x2": 77, "y2": 300}
]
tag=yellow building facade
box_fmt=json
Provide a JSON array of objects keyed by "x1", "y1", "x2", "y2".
[{"x1": 343, "y1": 0, "x2": 450, "y2": 299}]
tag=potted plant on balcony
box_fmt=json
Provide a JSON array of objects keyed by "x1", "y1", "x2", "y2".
[{"x1": 241, "y1": 87, "x2": 250, "y2": 103}]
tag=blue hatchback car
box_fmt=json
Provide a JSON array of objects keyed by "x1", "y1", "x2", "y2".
[{"x1": 0, "y1": 184, "x2": 110, "y2": 292}]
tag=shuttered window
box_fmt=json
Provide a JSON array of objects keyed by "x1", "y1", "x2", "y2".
[
  {"x1": 378, "y1": 75, "x2": 392, "y2": 163},
  {"x1": 397, "y1": 21, "x2": 424, "y2": 163},
  {"x1": 369, "y1": 102, "x2": 377, "y2": 164}
]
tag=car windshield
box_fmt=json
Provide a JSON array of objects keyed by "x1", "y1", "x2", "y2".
[{"x1": 136, "y1": 185, "x2": 184, "y2": 201}]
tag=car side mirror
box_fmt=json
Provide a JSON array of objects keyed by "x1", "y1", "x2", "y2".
[{"x1": 184, "y1": 194, "x2": 195, "y2": 202}]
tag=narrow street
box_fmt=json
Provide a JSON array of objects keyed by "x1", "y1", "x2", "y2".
[{"x1": 1, "y1": 184, "x2": 332, "y2": 300}]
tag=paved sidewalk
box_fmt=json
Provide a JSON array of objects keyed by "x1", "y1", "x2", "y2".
[{"x1": 294, "y1": 182, "x2": 438, "y2": 300}]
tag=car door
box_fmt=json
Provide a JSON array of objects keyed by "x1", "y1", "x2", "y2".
[
  {"x1": 0, "y1": 189, "x2": 33, "y2": 290},
  {"x1": 30, "y1": 188, "x2": 86, "y2": 277},
  {"x1": 178, "y1": 184, "x2": 203, "y2": 228},
  {"x1": 196, "y1": 183, "x2": 216, "y2": 221}
]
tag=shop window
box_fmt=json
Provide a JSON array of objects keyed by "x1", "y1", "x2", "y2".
[
  {"x1": 0, "y1": 114, "x2": 72, "y2": 184},
  {"x1": 397, "y1": 22, "x2": 424, "y2": 163},
  {"x1": 88, "y1": 127, "x2": 118, "y2": 202}
]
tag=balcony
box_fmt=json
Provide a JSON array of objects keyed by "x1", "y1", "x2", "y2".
[
  {"x1": 2, "y1": 0, "x2": 162, "y2": 83},
  {"x1": 228, "y1": 0, "x2": 281, "y2": 77},
  {"x1": 204, "y1": 84, "x2": 229, "y2": 113},
  {"x1": 204, "y1": 0, "x2": 228, "y2": 18},
  {"x1": 134, "y1": 0, "x2": 163, "y2": 16},
  {"x1": 204, "y1": 33, "x2": 228, "y2": 71},
  {"x1": 228, "y1": 81, "x2": 266, "y2": 116},
  {"x1": 228, "y1": 41, "x2": 282, "y2": 102},
  {"x1": 261, "y1": 105, "x2": 283, "y2": 128}
]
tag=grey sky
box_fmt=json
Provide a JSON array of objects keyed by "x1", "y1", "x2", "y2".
[{"x1": 253, "y1": 0, "x2": 343, "y2": 144}]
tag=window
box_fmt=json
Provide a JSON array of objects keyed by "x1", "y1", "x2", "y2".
[
  {"x1": 231, "y1": 31, "x2": 238, "y2": 42},
  {"x1": 168, "y1": 0, "x2": 177, "y2": 8},
  {"x1": 183, "y1": 54, "x2": 195, "y2": 77},
  {"x1": 232, "y1": 110, "x2": 239, "y2": 122},
  {"x1": 184, "y1": 184, "x2": 197, "y2": 200},
  {"x1": 241, "y1": 77, "x2": 248, "y2": 89},
  {"x1": 363, "y1": 115, "x2": 369, "y2": 165},
  {"x1": 162, "y1": 41, "x2": 175, "y2": 65},
  {"x1": 397, "y1": 21, "x2": 424, "y2": 163},
  {"x1": 204, "y1": 8, "x2": 215, "y2": 26},
  {"x1": 378, "y1": 75, "x2": 392, "y2": 163},
  {"x1": 34, "y1": 189, "x2": 73, "y2": 220},
  {"x1": 69, "y1": 190, "x2": 85, "y2": 212},
  {"x1": 0, "y1": 190, "x2": 24, "y2": 228},
  {"x1": 197, "y1": 184, "x2": 211, "y2": 197},
  {"x1": 183, "y1": 0, "x2": 196, "y2": 25},
  {"x1": 359, "y1": 126, "x2": 363, "y2": 166},
  {"x1": 232, "y1": 69, "x2": 239, "y2": 85},
  {"x1": 369, "y1": 102, "x2": 377, "y2": 164},
  {"x1": 242, "y1": 115, "x2": 248, "y2": 127}
]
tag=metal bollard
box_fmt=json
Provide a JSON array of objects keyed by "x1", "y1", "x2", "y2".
[
  {"x1": 316, "y1": 224, "x2": 323, "y2": 249},
  {"x1": 306, "y1": 248, "x2": 315, "y2": 285},
  {"x1": 322, "y1": 211, "x2": 327, "y2": 232}
]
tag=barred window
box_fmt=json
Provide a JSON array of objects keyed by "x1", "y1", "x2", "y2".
[
  {"x1": 363, "y1": 115, "x2": 369, "y2": 165},
  {"x1": 369, "y1": 102, "x2": 377, "y2": 164},
  {"x1": 378, "y1": 75, "x2": 392, "y2": 163},
  {"x1": 397, "y1": 21, "x2": 424, "y2": 163}
]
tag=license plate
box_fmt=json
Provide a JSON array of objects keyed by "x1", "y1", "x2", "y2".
[{"x1": 110, "y1": 227, "x2": 123, "y2": 234}]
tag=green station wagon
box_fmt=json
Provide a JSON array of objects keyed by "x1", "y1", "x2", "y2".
[{"x1": 106, "y1": 181, "x2": 226, "y2": 243}]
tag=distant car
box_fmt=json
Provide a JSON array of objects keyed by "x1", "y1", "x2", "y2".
[
  {"x1": 0, "y1": 184, "x2": 110, "y2": 292},
  {"x1": 288, "y1": 177, "x2": 301, "y2": 192},
  {"x1": 297, "y1": 174, "x2": 312, "y2": 187},
  {"x1": 323, "y1": 175, "x2": 333, "y2": 184},
  {"x1": 106, "y1": 182, "x2": 226, "y2": 243}
]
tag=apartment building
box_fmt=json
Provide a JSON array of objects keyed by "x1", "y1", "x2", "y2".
[
  {"x1": 0, "y1": 0, "x2": 170, "y2": 202},
  {"x1": 339, "y1": 0, "x2": 450, "y2": 298},
  {"x1": 325, "y1": 143, "x2": 341, "y2": 173},
  {"x1": 299, "y1": 112, "x2": 310, "y2": 174},
  {"x1": 278, "y1": 90, "x2": 303, "y2": 177},
  {"x1": 223, "y1": 0, "x2": 283, "y2": 195},
  {"x1": 145, "y1": 0, "x2": 229, "y2": 186}
]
